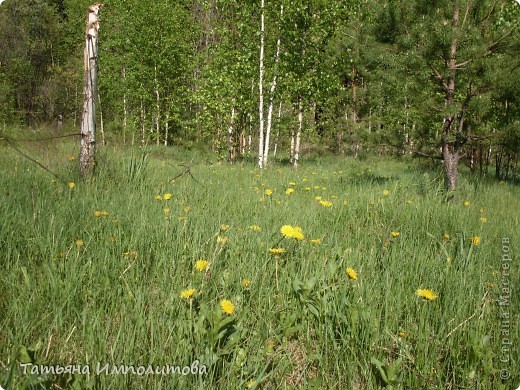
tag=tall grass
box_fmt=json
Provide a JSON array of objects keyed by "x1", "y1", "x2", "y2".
[{"x1": 0, "y1": 142, "x2": 518, "y2": 389}]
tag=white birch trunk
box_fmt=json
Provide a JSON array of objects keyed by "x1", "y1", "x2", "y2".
[
  {"x1": 80, "y1": 3, "x2": 102, "y2": 178},
  {"x1": 293, "y1": 98, "x2": 303, "y2": 168},
  {"x1": 98, "y1": 92, "x2": 105, "y2": 146},
  {"x1": 273, "y1": 101, "x2": 282, "y2": 160},
  {"x1": 123, "y1": 66, "x2": 127, "y2": 145},
  {"x1": 228, "y1": 106, "x2": 236, "y2": 162},
  {"x1": 257, "y1": 0, "x2": 265, "y2": 168},
  {"x1": 164, "y1": 112, "x2": 169, "y2": 146},
  {"x1": 262, "y1": 4, "x2": 283, "y2": 167},
  {"x1": 154, "y1": 63, "x2": 160, "y2": 145}
]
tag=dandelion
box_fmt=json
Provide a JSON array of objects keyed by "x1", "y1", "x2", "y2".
[
  {"x1": 405, "y1": 199, "x2": 413, "y2": 205},
  {"x1": 315, "y1": 196, "x2": 322, "y2": 201},
  {"x1": 289, "y1": 182, "x2": 296, "y2": 186},
  {"x1": 94, "y1": 210, "x2": 110, "y2": 217},
  {"x1": 443, "y1": 233, "x2": 450, "y2": 241},
  {"x1": 346, "y1": 267, "x2": 358, "y2": 280},
  {"x1": 463, "y1": 201, "x2": 471, "y2": 207},
  {"x1": 163, "y1": 193, "x2": 172, "y2": 200},
  {"x1": 68, "y1": 156, "x2": 75, "y2": 161},
  {"x1": 416, "y1": 288, "x2": 438, "y2": 301},
  {"x1": 220, "y1": 299, "x2": 235, "y2": 315},
  {"x1": 249, "y1": 225, "x2": 262, "y2": 232},
  {"x1": 68, "y1": 182, "x2": 76, "y2": 189},
  {"x1": 310, "y1": 239, "x2": 321, "y2": 245},
  {"x1": 383, "y1": 189, "x2": 390, "y2": 196},
  {"x1": 391, "y1": 231, "x2": 400, "y2": 238},
  {"x1": 285, "y1": 188, "x2": 294, "y2": 195},
  {"x1": 319, "y1": 200, "x2": 333, "y2": 207},
  {"x1": 180, "y1": 288, "x2": 196, "y2": 300},
  {"x1": 183, "y1": 206, "x2": 191, "y2": 213},
  {"x1": 75, "y1": 239, "x2": 84, "y2": 247},
  {"x1": 123, "y1": 250, "x2": 138, "y2": 259},
  {"x1": 247, "y1": 379, "x2": 257, "y2": 389},
  {"x1": 195, "y1": 259, "x2": 210, "y2": 272},
  {"x1": 242, "y1": 279, "x2": 251, "y2": 287},
  {"x1": 472, "y1": 236, "x2": 480, "y2": 246},
  {"x1": 480, "y1": 217, "x2": 487, "y2": 223},
  {"x1": 155, "y1": 195, "x2": 163, "y2": 201},
  {"x1": 220, "y1": 224, "x2": 230, "y2": 232},
  {"x1": 343, "y1": 200, "x2": 349, "y2": 206},
  {"x1": 305, "y1": 187, "x2": 311, "y2": 191},
  {"x1": 217, "y1": 236, "x2": 229, "y2": 245},
  {"x1": 269, "y1": 247, "x2": 285, "y2": 255},
  {"x1": 280, "y1": 225, "x2": 304, "y2": 240},
  {"x1": 399, "y1": 331, "x2": 408, "y2": 338},
  {"x1": 264, "y1": 189, "x2": 273, "y2": 196}
]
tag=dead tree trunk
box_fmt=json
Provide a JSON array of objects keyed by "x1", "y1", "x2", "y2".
[{"x1": 80, "y1": 3, "x2": 102, "y2": 178}]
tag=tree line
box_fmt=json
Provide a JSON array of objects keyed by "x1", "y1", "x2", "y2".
[{"x1": 0, "y1": 0, "x2": 518, "y2": 188}]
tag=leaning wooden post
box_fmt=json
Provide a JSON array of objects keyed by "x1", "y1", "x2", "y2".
[{"x1": 80, "y1": 3, "x2": 102, "y2": 178}]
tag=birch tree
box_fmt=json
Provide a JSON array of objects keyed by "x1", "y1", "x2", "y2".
[{"x1": 80, "y1": 3, "x2": 102, "y2": 178}]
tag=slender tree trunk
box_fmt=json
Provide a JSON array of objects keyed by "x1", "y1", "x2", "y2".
[
  {"x1": 273, "y1": 101, "x2": 282, "y2": 160},
  {"x1": 228, "y1": 106, "x2": 236, "y2": 162},
  {"x1": 262, "y1": 4, "x2": 283, "y2": 167},
  {"x1": 293, "y1": 98, "x2": 303, "y2": 168},
  {"x1": 441, "y1": 4, "x2": 460, "y2": 192},
  {"x1": 98, "y1": 92, "x2": 105, "y2": 146},
  {"x1": 80, "y1": 3, "x2": 102, "y2": 178},
  {"x1": 140, "y1": 99, "x2": 146, "y2": 146},
  {"x1": 122, "y1": 67, "x2": 127, "y2": 145},
  {"x1": 164, "y1": 112, "x2": 169, "y2": 146},
  {"x1": 154, "y1": 63, "x2": 160, "y2": 145},
  {"x1": 257, "y1": 0, "x2": 265, "y2": 168}
]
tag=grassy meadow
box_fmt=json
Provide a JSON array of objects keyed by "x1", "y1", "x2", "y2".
[{"x1": 0, "y1": 138, "x2": 518, "y2": 389}]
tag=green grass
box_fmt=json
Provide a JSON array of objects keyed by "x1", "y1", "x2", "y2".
[{"x1": 0, "y1": 141, "x2": 518, "y2": 389}]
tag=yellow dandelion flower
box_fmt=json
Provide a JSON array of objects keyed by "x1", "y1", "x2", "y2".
[
  {"x1": 443, "y1": 233, "x2": 450, "y2": 241},
  {"x1": 285, "y1": 188, "x2": 294, "y2": 195},
  {"x1": 75, "y1": 239, "x2": 84, "y2": 247},
  {"x1": 399, "y1": 331, "x2": 408, "y2": 338},
  {"x1": 310, "y1": 239, "x2": 321, "y2": 245},
  {"x1": 180, "y1": 288, "x2": 196, "y2": 300},
  {"x1": 155, "y1": 195, "x2": 163, "y2": 201},
  {"x1": 269, "y1": 247, "x2": 285, "y2": 255},
  {"x1": 264, "y1": 189, "x2": 273, "y2": 196},
  {"x1": 480, "y1": 217, "x2": 487, "y2": 223},
  {"x1": 249, "y1": 225, "x2": 262, "y2": 232},
  {"x1": 195, "y1": 259, "x2": 209, "y2": 272},
  {"x1": 68, "y1": 156, "x2": 75, "y2": 161},
  {"x1": 280, "y1": 225, "x2": 304, "y2": 240},
  {"x1": 220, "y1": 224, "x2": 230, "y2": 232},
  {"x1": 242, "y1": 279, "x2": 251, "y2": 287},
  {"x1": 183, "y1": 206, "x2": 191, "y2": 213},
  {"x1": 220, "y1": 299, "x2": 235, "y2": 315},
  {"x1": 68, "y1": 182, "x2": 75, "y2": 189},
  {"x1": 247, "y1": 379, "x2": 257, "y2": 389},
  {"x1": 472, "y1": 236, "x2": 480, "y2": 246},
  {"x1": 391, "y1": 231, "x2": 400, "y2": 238},
  {"x1": 416, "y1": 288, "x2": 438, "y2": 301},
  {"x1": 319, "y1": 200, "x2": 333, "y2": 207},
  {"x1": 163, "y1": 193, "x2": 172, "y2": 200},
  {"x1": 383, "y1": 189, "x2": 390, "y2": 196},
  {"x1": 343, "y1": 200, "x2": 349, "y2": 206},
  {"x1": 94, "y1": 211, "x2": 102, "y2": 217},
  {"x1": 217, "y1": 236, "x2": 229, "y2": 244},
  {"x1": 331, "y1": 195, "x2": 338, "y2": 199},
  {"x1": 289, "y1": 182, "x2": 296, "y2": 186},
  {"x1": 346, "y1": 267, "x2": 358, "y2": 280},
  {"x1": 314, "y1": 185, "x2": 320, "y2": 189},
  {"x1": 315, "y1": 196, "x2": 322, "y2": 201},
  {"x1": 305, "y1": 187, "x2": 311, "y2": 191},
  {"x1": 463, "y1": 201, "x2": 470, "y2": 207},
  {"x1": 405, "y1": 199, "x2": 413, "y2": 205}
]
